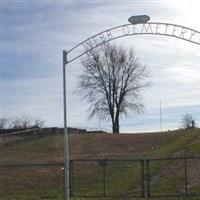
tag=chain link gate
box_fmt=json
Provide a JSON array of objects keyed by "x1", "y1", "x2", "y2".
[
  {"x1": 70, "y1": 159, "x2": 145, "y2": 198},
  {"x1": 69, "y1": 157, "x2": 200, "y2": 198}
]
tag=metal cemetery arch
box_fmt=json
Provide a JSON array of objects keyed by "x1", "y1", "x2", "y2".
[
  {"x1": 65, "y1": 22, "x2": 200, "y2": 64},
  {"x1": 62, "y1": 21, "x2": 200, "y2": 200}
]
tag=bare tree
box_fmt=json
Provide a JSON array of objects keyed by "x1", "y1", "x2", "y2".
[
  {"x1": 79, "y1": 43, "x2": 149, "y2": 133},
  {"x1": 10, "y1": 117, "x2": 23, "y2": 129},
  {"x1": 33, "y1": 118, "x2": 45, "y2": 128},
  {"x1": 181, "y1": 113, "x2": 196, "y2": 130},
  {"x1": 20, "y1": 116, "x2": 32, "y2": 129},
  {"x1": 10, "y1": 116, "x2": 32, "y2": 129},
  {"x1": 0, "y1": 118, "x2": 7, "y2": 129}
]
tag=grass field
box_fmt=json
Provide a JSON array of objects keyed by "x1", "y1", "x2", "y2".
[{"x1": 0, "y1": 129, "x2": 200, "y2": 199}]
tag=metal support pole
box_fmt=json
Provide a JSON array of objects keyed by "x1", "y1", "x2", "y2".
[
  {"x1": 63, "y1": 50, "x2": 70, "y2": 200},
  {"x1": 141, "y1": 160, "x2": 145, "y2": 197},
  {"x1": 69, "y1": 160, "x2": 74, "y2": 196},
  {"x1": 160, "y1": 100, "x2": 163, "y2": 132},
  {"x1": 144, "y1": 159, "x2": 150, "y2": 198},
  {"x1": 146, "y1": 160, "x2": 151, "y2": 197},
  {"x1": 184, "y1": 158, "x2": 188, "y2": 196},
  {"x1": 102, "y1": 161, "x2": 106, "y2": 197}
]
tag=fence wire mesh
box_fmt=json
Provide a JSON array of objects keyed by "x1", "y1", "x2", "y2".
[
  {"x1": 0, "y1": 164, "x2": 64, "y2": 199},
  {"x1": 0, "y1": 157, "x2": 200, "y2": 199},
  {"x1": 71, "y1": 160, "x2": 143, "y2": 198},
  {"x1": 148, "y1": 157, "x2": 200, "y2": 198}
]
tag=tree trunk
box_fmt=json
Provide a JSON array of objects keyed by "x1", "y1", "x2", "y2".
[{"x1": 112, "y1": 117, "x2": 119, "y2": 134}]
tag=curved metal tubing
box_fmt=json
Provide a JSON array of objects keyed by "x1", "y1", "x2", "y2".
[
  {"x1": 66, "y1": 22, "x2": 200, "y2": 63},
  {"x1": 63, "y1": 21, "x2": 200, "y2": 200}
]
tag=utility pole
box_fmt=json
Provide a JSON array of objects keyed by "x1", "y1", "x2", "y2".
[
  {"x1": 160, "y1": 100, "x2": 163, "y2": 132},
  {"x1": 63, "y1": 50, "x2": 70, "y2": 200}
]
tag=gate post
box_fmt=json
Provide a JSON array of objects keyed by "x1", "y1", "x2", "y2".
[
  {"x1": 141, "y1": 160, "x2": 145, "y2": 197},
  {"x1": 143, "y1": 159, "x2": 151, "y2": 198},
  {"x1": 146, "y1": 160, "x2": 151, "y2": 198},
  {"x1": 69, "y1": 160, "x2": 74, "y2": 196},
  {"x1": 99, "y1": 160, "x2": 107, "y2": 197},
  {"x1": 184, "y1": 158, "x2": 188, "y2": 196}
]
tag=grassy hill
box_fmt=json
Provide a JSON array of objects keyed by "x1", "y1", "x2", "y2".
[{"x1": 0, "y1": 129, "x2": 200, "y2": 200}]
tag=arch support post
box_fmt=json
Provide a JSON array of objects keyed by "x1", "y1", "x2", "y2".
[{"x1": 63, "y1": 50, "x2": 70, "y2": 200}]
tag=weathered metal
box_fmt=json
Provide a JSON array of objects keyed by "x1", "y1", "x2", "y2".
[
  {"x1": 128, "y1": 15, "x2": 150, "y2": 24},
  {"x1": 65, "y1": 22, "x2": 200, "y2": 64}
]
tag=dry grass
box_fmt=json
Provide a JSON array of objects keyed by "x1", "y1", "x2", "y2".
[{"x1": 0, "y1": 129, "x2": 200, "y2": 199}]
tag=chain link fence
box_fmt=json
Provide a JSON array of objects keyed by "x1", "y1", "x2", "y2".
[
  {"x1": 0, "y1": 163, "x2": 64, "y2": 199},
  {"x1": 70, "y1": 157, "x2": 200, "y2": 198},
  {"x1": 71, "y1": 159, "x2": 143, "y2": 198},
  {"x1": 1, "y1": 157, "x2": 200, "y2": 199},
  {"x1": 148, "y1": 157, "x2": 200, "y2": 198}
]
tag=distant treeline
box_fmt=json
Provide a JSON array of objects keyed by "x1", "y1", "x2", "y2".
[
  {"x1": 0, "y1": 116, "x2": 45, "y2": 130},
  {"x1": 0, "y1": 127, "x2": 108, "y2": 136}
]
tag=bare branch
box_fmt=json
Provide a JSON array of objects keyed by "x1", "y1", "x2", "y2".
[
  {"x1": 181, "y1": 113, "x2": 196, "y2": 130},
  {"x1": 78, "y1": 43, "x2": 149, "y2": 133}
]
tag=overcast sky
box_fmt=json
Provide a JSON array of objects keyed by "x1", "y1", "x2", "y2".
[{"x1": 1, "y1": 0, "x2": 200, "y2": 132}]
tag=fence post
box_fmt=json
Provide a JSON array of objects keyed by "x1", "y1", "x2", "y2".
[
  {"x1": 144, "y1": 159, "x2": 147, "y2": 198},
  {"x1": 143, "y1": 159, "x2": 151, "y2": 198},
  {"x1": 141, "y1": 160, "x2": 145, "y2": 197},
  {"x1": 146, "y1": 160, "x2": 151, "y2": 198},
  {"x1": 99, "y1": 160, "x2": 107, "y2": 197},
  {"x1": 69, "y1": 160, "x2": 74, "y2": 196},
  {"x1": 184, "y1": 158, "x2": 188, "y2": 196},
  {"x1": 102, "y1": 160, "x2": 106, "y2": 197}
]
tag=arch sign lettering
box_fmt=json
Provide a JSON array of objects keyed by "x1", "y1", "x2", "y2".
[{"x1": 66, "y1": 21, "x2": 200, "y2": 64}]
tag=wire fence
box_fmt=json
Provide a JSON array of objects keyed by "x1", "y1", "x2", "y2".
[
  {"x1": 0, "y1": 163, "x2": 65, "y2": 199},
  {"x1": 70, "y1": 157, "x2": 200, "y2": 198},
  {"x1": 70, "y1": 159, "x2": 143, "y2": 198},
  {"x1": 0, "y1": 157, "x2": 200, "y2": 199},
  {"x1": 148, "y1": 157, "x2": 200, "y2": 198}
]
